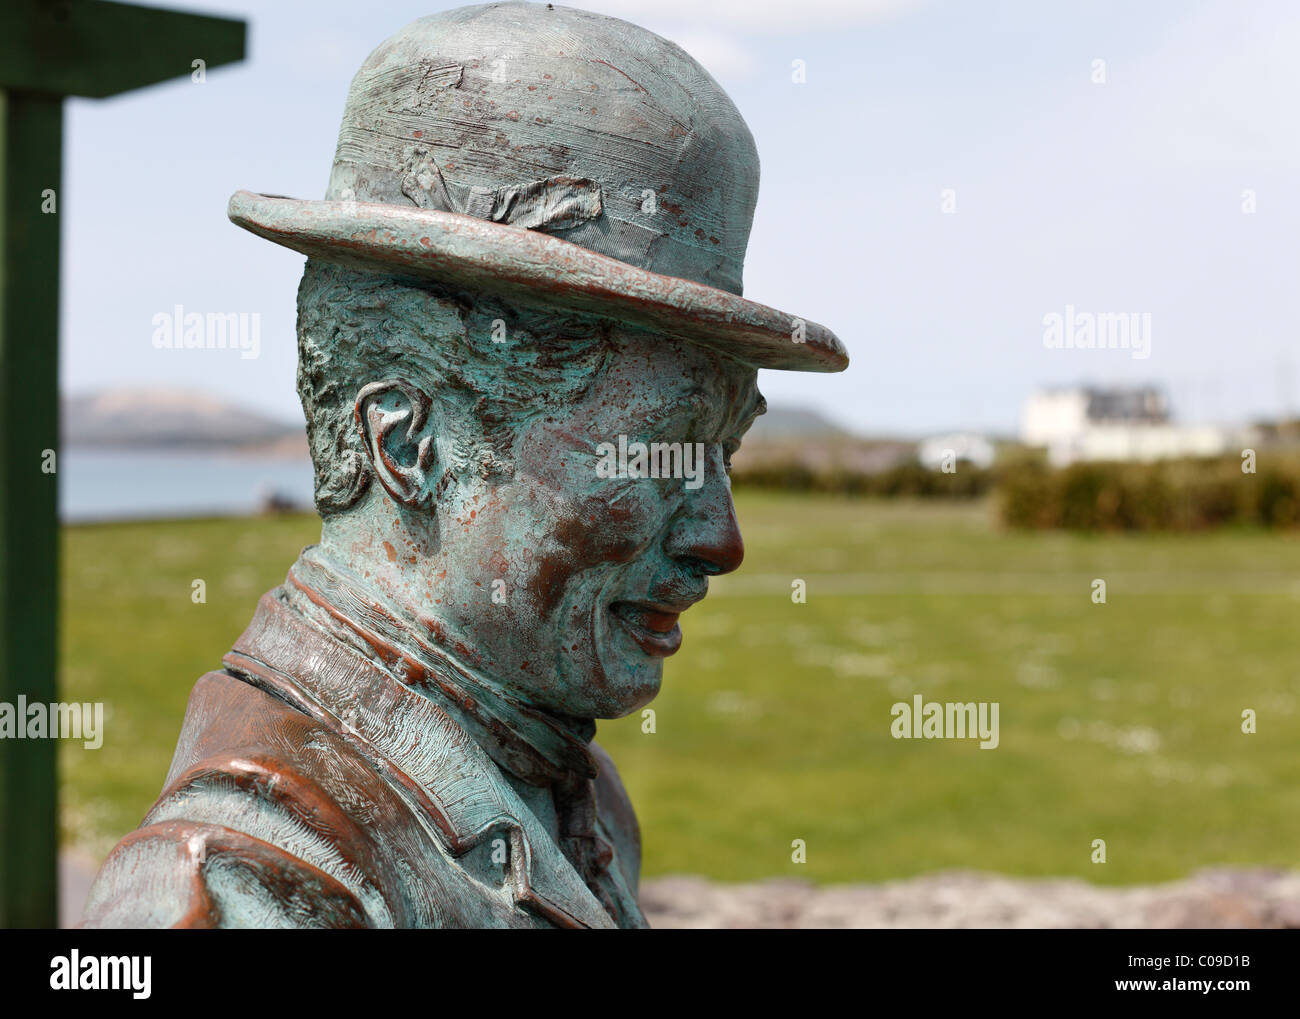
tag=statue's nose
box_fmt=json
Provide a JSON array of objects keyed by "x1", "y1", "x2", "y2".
[{"x1": 664, "y1": 457, "x2": 745, "y2": 577}]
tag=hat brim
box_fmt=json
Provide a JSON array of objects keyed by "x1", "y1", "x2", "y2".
[{"x1": 228, "y1": 191, "x2": 847, "y2": 373}]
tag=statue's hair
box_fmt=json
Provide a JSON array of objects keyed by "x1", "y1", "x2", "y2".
[{"x1": 296, "y1": 258, "x2": 613, "y2": 516}]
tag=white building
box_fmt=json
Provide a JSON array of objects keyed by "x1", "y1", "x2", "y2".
[{"x1": 1021, "y1": 386, "x2": 1228, "y2": 466}]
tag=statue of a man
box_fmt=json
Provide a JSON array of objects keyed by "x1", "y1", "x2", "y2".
[{"x1": 83, "y1": 1, "x2": 845, "y2": 929}]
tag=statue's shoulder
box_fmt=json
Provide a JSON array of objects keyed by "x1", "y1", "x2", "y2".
[
  {"x1": 82, "y1": 670, "x2": 426, "y2": 928},
  {"x1": 84, "y1": 668, "x2": 639, "y2": 928}
]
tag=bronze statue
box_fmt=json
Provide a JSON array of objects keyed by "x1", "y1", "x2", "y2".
[{"x1": 82, "y1": 1, "x2": 846, "y2": 929}]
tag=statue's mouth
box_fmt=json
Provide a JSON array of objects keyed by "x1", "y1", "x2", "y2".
[{"x1": 609, "y1": 601, "x2": 683, "y2": 657}]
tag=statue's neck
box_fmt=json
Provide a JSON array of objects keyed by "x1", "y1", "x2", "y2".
[
  {"x1": 281, "y1": 544, "x2": 598, "y2": 790},
  {"x1": 287, "y1": 544, "x2": 615, "y2": 907}
]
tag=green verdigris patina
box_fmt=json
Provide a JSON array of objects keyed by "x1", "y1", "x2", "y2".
[{"x1": 82, "y1": 1, "x2": 846, "y2": 928}]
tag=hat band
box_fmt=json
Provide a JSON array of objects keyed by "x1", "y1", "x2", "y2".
[
  {"x1": 397, "y1": 150, "x2": 606, "y2": 234},
  {"x1": 331, "y1": 149, "x2": 746, "y2": 295}
]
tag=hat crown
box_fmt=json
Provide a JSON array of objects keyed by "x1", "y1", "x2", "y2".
[{"x1": 326, "y1": 1, "x2": 759, "y2": 296}]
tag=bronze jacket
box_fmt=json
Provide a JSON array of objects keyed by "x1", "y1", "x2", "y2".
[{"x1": 82, "y1": 593, "x2": 646, "y2": 928}]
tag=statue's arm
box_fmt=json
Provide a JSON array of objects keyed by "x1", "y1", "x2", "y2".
[{"x1": 80, "y1": 817, "x2": 370, "y2": 928}]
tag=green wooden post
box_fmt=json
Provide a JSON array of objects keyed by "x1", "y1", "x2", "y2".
[
  {"x1": 0, "y1": 89, "x2": 63, "y2": 931},
  {"x1": 0, "y1": 0, "x2": 244, "y2": 928}
]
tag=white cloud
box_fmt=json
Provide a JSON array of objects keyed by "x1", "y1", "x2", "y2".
[
  {"x1": 283, "y1": 29, "x2": 365, "y2": 80},
  {"x1": 669, "y1": 31, "x2": 760, "y2": 79},
  {"x1": 1122, "y1": 2, "x2": 1300, "y2": 167},
  {"x1": 561, "y1": 0, "x2": 927, "y2": 83},
  {"x1": 567, "y1": 0, "x2": 925, "y2": 33}
]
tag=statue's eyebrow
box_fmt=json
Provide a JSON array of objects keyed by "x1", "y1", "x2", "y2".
[
  {"x1": 639, "y1": 385, "x2": 765, "y2": 442},
  {"x1": 731, "y1": 388, "x2": 766, "y2": 435},
  {"x1": 721, "y1": 388, "x2": 766, "y2": 446}
]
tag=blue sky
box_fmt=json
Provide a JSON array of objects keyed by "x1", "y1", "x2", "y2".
[{"x1": 58, "y1": 0, "x2": 1300, "y2": 436}]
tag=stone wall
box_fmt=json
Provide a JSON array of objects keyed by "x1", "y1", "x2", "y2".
[{"x1": 641, "y1": 870, "x2": 1300, "y2": 929}]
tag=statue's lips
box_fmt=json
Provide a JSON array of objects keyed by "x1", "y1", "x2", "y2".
[{"x1": 609, "y1": 601, "x2": 683, "y2": 657}]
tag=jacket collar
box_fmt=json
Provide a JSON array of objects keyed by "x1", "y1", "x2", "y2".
[
  {"x1": 224, "y1": 590, "x2": 619, "y2": 929},
  {"x1": 283, "y1": 547, "x2": 599, "y2": 788}
]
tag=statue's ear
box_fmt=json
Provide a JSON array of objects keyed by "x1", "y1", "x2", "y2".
[{"x1": 354, "y1": 380, "x2": 437, "y2": 509}]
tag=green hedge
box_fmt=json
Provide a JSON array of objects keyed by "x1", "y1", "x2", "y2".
[
  {"x1": 998, "y1": 458, "x2": 1300, "y2": 531},
  {"x1": 732, "y1": 458, "x2": 995, "y2": 498},
  {"x1": 733, "y1": 453, "x2": 1300, "y2": 531}
]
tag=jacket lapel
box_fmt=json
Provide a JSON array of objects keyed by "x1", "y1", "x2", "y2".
[{"x1": 226, "y1": 593, "x2": 616, "y2": 929}]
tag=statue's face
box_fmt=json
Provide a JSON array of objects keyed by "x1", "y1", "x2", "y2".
[{"x1": 432, "y1": 330, "x2": 763, "y2": 719}]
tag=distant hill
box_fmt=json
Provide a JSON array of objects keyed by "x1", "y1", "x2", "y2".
[
  {"x1": 745, "y1": 405, "x2": 853, "y2": 443},
  {"x1": 62, "y1": 388, "x2": 305, "y2": 452},
  {"x1": 735, "y1": 405, "x2": 916, "y2": 477},
  {"x1": 60, "y1": 390, "x2": 883, "y2": 464}
]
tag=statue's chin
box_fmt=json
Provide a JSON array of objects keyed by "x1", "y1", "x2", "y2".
[
  {"x1": 528, "y1": 585, "x2": 668, "y2": 719},
  {"x1": 586, "y1": 615, "x2": 665, "y2": 720}
]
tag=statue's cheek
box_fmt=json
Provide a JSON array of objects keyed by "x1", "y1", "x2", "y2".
[
  {"x1": 579, "y1": 482, "x2": 679, "y2": 561},
  {"x1": 515, "y1": 493, "x2": 662, "y2": 611}
]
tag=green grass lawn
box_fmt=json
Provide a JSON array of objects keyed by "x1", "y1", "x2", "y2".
[{"x1": 60, "y1": 493, "x2": 1300, "y2": 884}]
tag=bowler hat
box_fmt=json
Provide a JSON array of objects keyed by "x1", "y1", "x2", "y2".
[{"x1": 229, "y1": 1, "x2": 847, "y2": 373}]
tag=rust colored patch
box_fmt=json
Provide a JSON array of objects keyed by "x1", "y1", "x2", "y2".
[
  {"x1": 403, "y1": 660, "x2": 428, "y2": 686},
  {"x1": 383, "y1": 540, "x2": 397, "y2": 562},
  {"x1": 592, "y1": 59, "x2": 647, "y2": 95}
]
